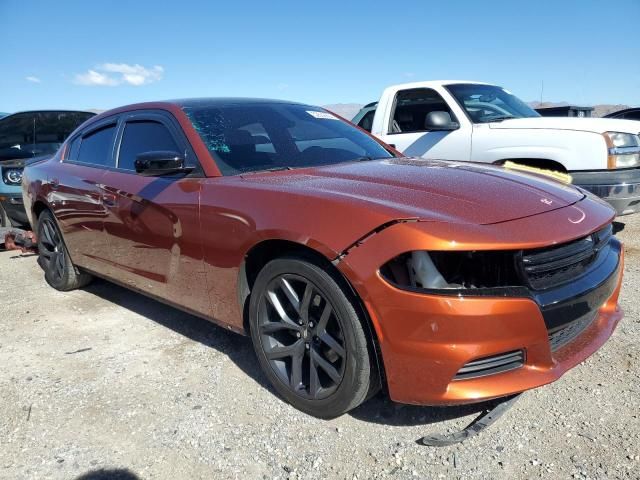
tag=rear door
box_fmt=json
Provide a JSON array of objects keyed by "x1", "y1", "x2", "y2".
[
  {"x1": 378, "y1": 87, "x2": 472, "y2": 160},
  {"x1": 50, "y1": 118, "x2": 117, "y2": 273},
  {"x1": 98, "y1": 111, "x2": 210, "y2": 315}
]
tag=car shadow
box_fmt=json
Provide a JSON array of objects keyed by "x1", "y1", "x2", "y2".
[
  {"x1": 75, "y1": 468, "x2": 140, "y2": 480},
  {"x1": 83, "y1": 278, "x2": 494, "y2": 428},
  {"x1": 83, "y1": 278, "x2": 273, "y2": 392}
]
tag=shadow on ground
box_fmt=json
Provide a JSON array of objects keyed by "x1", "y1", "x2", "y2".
[
  {"x1": 75, "y1": 468, "x2": 140, "y2": 480},
  {"x1": 84, "y1": 278, "x2": 495, "y2": 429}
]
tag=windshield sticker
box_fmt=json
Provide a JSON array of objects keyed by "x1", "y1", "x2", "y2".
[{"x1": 306, "y1": 110, "x2": 338, "y2": 120}]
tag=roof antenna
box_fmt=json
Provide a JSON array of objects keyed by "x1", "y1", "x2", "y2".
[{"x1": 540, "y1": 80, "x2": 544, "y2": 104}]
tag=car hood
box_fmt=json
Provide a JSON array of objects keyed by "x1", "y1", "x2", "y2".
[
  {"x1": 240, "y1": 158, "x2": 585, "y2": 225},
  {"x1": 0, "y1": 154, "x2": 50, "y2": 169},
  {"x1": 488, "y1": 116, "x2": 640, "y2": 134}
]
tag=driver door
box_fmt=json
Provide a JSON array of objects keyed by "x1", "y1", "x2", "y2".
[{"x1": 378, "y1": 87, "x2": 472, "y2": 161}]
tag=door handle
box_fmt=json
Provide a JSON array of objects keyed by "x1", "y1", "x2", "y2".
[{"x1": 102, "y1": 193, "x2": 117, "y2": 207}]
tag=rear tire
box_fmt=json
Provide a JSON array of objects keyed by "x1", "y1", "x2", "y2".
[
  {"x1": 249, "y1": 256, "x2": 374, "y2": 418},
  {"x1": 36, "y1": 210, "x2": 92, "y2": 291}
]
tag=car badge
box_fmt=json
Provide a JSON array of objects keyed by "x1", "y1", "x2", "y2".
[{"x1": 540, "y1": 198, "x2": 553, "y2": 205}]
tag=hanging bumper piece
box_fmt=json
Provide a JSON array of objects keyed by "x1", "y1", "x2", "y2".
[{"x1": 419, "y1": 394, "x2": 522, "y2": 447}]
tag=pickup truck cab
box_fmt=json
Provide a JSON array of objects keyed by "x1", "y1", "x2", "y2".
[{"x1": 353, "y1": 81, "x2": 640, "y2": 215}]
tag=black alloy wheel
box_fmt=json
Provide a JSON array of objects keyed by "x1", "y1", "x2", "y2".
[
  {"x1": 250, "y1": 257, "x2": 374, "y2": 418},
  {"x1": 38, "y1": 215, "x2": 67, "y2": 283},
  {"x1": 36, "y1": 210, "x2": 92, "y2": 291},
  {"x1": 257, "y1": 273, "x2": 347, "y2": 400}
]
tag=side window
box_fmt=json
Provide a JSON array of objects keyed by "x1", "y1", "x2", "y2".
[
  {"x1": 76, "y1": 124, "x2": 117, "y2": 167},
  {"x1": 389, "y1": 88, "x2": 455, "y2": 134},
  {"x1": 358, "y1": 110, "x2": 375, "y2": 132},
  {"x1": 118, "y1": 120, "x2": 180, "y2": 171},
  {"x1": 66, "y1": 136, "x2": 81, "y2": 161}
]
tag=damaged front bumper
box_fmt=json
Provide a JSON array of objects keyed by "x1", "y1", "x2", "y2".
[{"x1": 335, "y1": 200, "x2": 623, "y2": 406}]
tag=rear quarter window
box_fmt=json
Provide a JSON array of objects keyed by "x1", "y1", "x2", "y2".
[
  {"x1": 66, "y1": 136, "x2": 81, "y2": 161},
  {"x1": 76, "y1": 124, "x2": 117, "y2": 167}
]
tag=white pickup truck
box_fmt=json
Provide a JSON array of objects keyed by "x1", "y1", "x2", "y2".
[{"x1": 352, "y1": 81, "x2": 640, "y2": 215}]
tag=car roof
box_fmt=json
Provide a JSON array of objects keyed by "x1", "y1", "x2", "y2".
[
  {"x1": 170, "y1": 97, "x2": 309, "y2": 108},
  {"x1": 604, "y1": 107, "x2": 640, "y2": 118},
  {"x1": 83, "y1": 98, "x2": 319, "y2": 129}
]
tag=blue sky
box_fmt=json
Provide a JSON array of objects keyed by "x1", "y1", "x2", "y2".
[{"x1": 1, "y1": 0, "x2": 639, "y2": 112}]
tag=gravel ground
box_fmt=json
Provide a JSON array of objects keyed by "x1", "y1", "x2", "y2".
[{"x1": 0, "y1": 216, "x2": 639, "y2": 480}]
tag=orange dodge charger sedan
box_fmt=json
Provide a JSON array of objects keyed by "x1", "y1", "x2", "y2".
[{"x1": 23, "y1": 98, "x2": 623, "y2": 418}]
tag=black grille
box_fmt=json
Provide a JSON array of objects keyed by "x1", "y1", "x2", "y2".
[
  {"x1": 521, "y1": 224, "x2": 612, "y2": 290},
  {"x1": 548, "y1": 311, "x2": 597, "y2": 352},
  {"x1": 454, "y1": 350, "x2": 524, "y2": 380}
]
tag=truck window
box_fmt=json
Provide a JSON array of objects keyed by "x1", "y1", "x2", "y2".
[
  {"x1": 389, "y1": 88, "x2": 455, "y2": 134},
  {"x1": 358, "y1": 110, "x2": 375, "y2": 132}
]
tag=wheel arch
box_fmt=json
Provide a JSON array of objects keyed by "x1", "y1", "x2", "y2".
[
  {"x1": 239, "y1": 238, "x2": 386, "y2": 393},
  {"x1": 493, "y1": 158, "x2": 568, "y2": 173}
]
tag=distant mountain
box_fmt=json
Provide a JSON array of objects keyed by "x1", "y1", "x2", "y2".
[{"x1": 322, "y1": 104, "x2": 364, "y2": 121}]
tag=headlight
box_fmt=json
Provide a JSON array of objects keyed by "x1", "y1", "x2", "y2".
[
  {"x1": 604, "y1": 131, "x2": 640, "y2": 169},
  {"x1": 380, "y1": 250, "x2": 522, "y2": 292},
  {"x1": 3, "y1": 168, "x2": 23, "y2": 185}
]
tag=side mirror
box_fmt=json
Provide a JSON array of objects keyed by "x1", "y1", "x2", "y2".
[
  {"x1": 424, "y1": 111, "x2": 459, "y2": 131},
  {"x1": 134, "y1": 151, "x2": 193, "y2": 176}
]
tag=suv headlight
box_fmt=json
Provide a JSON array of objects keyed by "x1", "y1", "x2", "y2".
[
  {"x1": 3, "y1": 168, "x2": 23, "y2": 186},
  {"x1": 604, "y1": 131, "x2": 640, "y2": 169}
]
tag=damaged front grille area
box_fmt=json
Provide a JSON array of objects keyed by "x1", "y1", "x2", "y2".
[
  {"x1": 454, "y1": 350, "x2": 525, "y2": 380},
  {"x1": 379, "y1": 224, "x2": 614, "y2": 294},
  {"x1": 520, "y1": 224, "x2": 613, "y2": 290}
]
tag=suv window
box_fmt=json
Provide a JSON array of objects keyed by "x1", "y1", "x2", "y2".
[
  {"x1": 389, "y1": 88, "x2": 455, "y2": 134},
  {"x1": 76, "y1": 124, "x2": 117, "y2": 167},
  {"x1": 118, "y1": 120, "x2": 180, "y2": 171}
]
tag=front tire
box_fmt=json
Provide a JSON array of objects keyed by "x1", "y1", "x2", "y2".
[
  {"x1": 36, "y1": 210, "x2": 92, "y2": 291},
  {"x1": 249, "y1": 256, "x2": 374, "y2": 418}
]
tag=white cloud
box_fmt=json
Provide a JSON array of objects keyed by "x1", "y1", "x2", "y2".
[
  {"x1": 73, "y1": 63, "x2": 164, "y2": 87},
  {"x1": 25, "y1": 76, "x2": 41, "y2": 83},
  {"x1": 74, "y1": 69, "x2": 120, "y2": 86}
]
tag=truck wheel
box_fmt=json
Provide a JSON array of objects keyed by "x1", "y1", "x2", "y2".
[
  {"x1": 249, "y1": 256, "x2": 374, "y2": 418},
  {"x1": 36, "y1": 210, "x2": 92, "y2": 291}
]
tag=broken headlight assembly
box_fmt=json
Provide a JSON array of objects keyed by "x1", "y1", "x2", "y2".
[{"x1": 380, "y1": 250, "x2": 525, "y2": 295}]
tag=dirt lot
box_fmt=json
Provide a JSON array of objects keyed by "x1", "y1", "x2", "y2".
[{"x1": 1, "y1": 217, "x2": 639, "y2": 480}]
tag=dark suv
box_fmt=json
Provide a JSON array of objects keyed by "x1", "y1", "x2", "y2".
[{"x1": 0, "y1": 110, "x2": 94, "y2": 227}]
